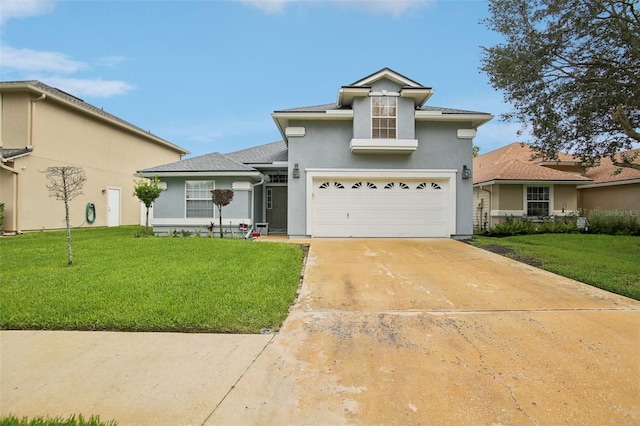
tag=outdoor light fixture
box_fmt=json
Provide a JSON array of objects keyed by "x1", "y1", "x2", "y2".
[
  {"x1": 462, "y1": 165, "x2": 472, "y2": 180},
  {"x1": 293, "y1": 163, "x2": 300, "y2": 179}
]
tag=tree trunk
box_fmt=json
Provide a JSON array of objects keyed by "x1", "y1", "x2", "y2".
[
  {"x1": 63, "y1": 176, "x2": 73, "y2": 266},
  {"x1": 218, "y1": 206, "x2": 223, "y2": 238},
  {"x1": 145, "y1": 205, "x2": 150, "y2": 236}
]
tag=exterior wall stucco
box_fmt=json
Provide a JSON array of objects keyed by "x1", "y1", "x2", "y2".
[
  {"x1": 0, "y1": 92, "x2": 184, "y2": 232},
  {"x1": 580, "y1": 183, "x2": 640, "y2": 214},
  {"x1": 286, "y1": 113, "x2": 473, "y2": 237},
  {"x1": 150, "y1": 176, "x2": 256, "y2": 234}
]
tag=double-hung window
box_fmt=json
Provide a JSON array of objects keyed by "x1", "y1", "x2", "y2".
[
  {"x1": 185, "y1": 180, "x2": 214, "y2": 218},
  {"x1": 526, "y1": 186, "x2": 550, "y2": 217},
  {"x1": 372, "y1": 96, "x2": 396, "y2": 139}
]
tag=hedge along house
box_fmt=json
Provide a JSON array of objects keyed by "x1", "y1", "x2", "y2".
[
  {"x1": 139, "y1": 68, "x2": 493, "y2": 238},
  {"x1": 0, "y1": 81, "x2": 188, "y2": 233}
]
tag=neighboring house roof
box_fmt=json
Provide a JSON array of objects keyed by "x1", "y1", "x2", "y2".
[
  {"x1": 0, "y1": 80, "x2": 188, "y2": 156},
  {"x1": 474, "y1": 143, "x2": 592, "y2": 184},
  {"x1": 139, "y1": 152, "x2": 257, "y2": 174},
  {"x1": 226, "y1": 140, "x2": 288, "y2": 164},
  {"x1": 583, "y1": 148, "x2": 640, "y2": 184},
  {"x1": 1, "y1": 147, "x2": 33, "y2": 162}
]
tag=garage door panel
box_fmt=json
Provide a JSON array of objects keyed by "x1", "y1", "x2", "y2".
[{"x1": 312, "y1": 178, "x2": 450, "y2": 237}]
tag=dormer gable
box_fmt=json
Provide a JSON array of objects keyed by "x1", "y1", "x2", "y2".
[{"x1": 337, "y1": 68, "x2": 434, "y2": 108}]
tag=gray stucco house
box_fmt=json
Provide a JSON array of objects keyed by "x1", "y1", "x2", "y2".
[{"x1": 139, "y1": 68, "x2": 493, "y2": 238}]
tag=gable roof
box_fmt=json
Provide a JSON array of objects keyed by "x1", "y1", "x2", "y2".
[
  {"x1": 350, "y1": 67, "x2": 424, "y2": 88},
  {"x1": 138, "y1": 152, "x2": 257, "y2": 175},
  {"x1": 0, "y1": 80, "x2": 188, "y2": 156},
  {"x1": 473, "y1": 143, "x2": 592, "y2": 185},
  {"x1": 273, "y1": 68, "x2": 493, "y2": 142},
  {"x1": 226, "y1": 140, "x2": 287, "y2": 164}
]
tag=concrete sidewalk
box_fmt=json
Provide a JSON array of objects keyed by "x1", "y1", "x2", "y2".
[
  {"x1": 2, "y1": 239, "x2": 639, "y2": 425},
  {"x1": 0, "y1": 331, "x2": 273, "y2": 424}
]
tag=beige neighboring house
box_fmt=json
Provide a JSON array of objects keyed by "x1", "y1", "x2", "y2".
[
  {"x1": 0, "y1": 81, "x2": 188, "y2": 233},
  {"x1": 577, "y1": 148, "x2": 640, "y2": 213},
  {"x1": 473, "y1": 143, "x2": 640, "y2": 229}
]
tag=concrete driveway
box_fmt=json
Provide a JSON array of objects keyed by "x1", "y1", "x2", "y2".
[{"x1": 2, "y1": 239, "x2": 639, "y2": 425}]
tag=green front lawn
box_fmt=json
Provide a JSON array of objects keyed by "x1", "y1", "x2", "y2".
[
  {"x1": 471, "y1": 234, "x2": 640, "y2": 300},
  {"x1": 0, "y1": 227, "x2": 304, "y2": 333}
]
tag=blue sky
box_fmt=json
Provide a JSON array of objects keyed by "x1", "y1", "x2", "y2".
[{"x1": 1, "y1": 0, "x2": 525, "y2": 158}]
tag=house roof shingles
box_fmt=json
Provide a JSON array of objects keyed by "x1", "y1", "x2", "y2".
[
  {"x1": 140, "y1": 152, "x2": 256, "y2": 173},
  {"x1": 1, "y1": 147, "x2": 33, "y2": 161},
  {"x1": 226, "y1": 141, "x2": 288, "y2": 163},
  {"x1": 584, "y1": 148, "x2": 640, "y2": 184},
  {"x1": 473, "y1": 143, "x2": 592, "y2": 184}
]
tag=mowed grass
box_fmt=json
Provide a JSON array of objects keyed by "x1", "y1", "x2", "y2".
[
  {"x1": 472, "y1": 234, "x2": 640, "y2": 300},
  {"x1": 0, "y1": 227, "x2": 304, "y2": 333}
]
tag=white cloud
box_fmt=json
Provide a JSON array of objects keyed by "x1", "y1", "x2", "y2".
[
  {"x1": 1, "y1": 44, "x2": 87, "y2": 74},
  {"x1": 239, "y1": 0, "x2": 291, "y2": 14},
  {"x1": 0, "y1": 0, "x2": 55, "y2": 23},
  {"x1": 239, "y1": 0, "x2": 433, "y2": 16},
  {"x1": 96, "y1": 55, "x2": 127, "y2": 68},
  {"x1": 40, "y1": 77, "x2": 136, "y2": 98}
]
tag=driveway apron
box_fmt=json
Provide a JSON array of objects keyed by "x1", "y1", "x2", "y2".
[{"x1": 207, "y1": 239, "x2": 640, "y2": 425}]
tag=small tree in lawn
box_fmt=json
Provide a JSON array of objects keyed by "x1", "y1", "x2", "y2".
[
  {"x1": 211, "y1": 189, "x2": 233, "y2": 238},
  {"x1": 134, "y1": 175, "x2": 163, "y2": 236},
  {"x1": 44, "y1": 166, "x2": 87, "y2": 266}
]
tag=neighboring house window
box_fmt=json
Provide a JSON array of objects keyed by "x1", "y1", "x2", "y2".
[
  {"x1": 267, "y1": 188, "x2": 273, "y2": 210},
  {"x1": 526, "y1": 186, "x2": 550, "y2": 217},
  {"x1": 372, "y1": 96, "x2": 396, "y2": 139},
  {"x1": 185, "y1": 180, "x2": 214, "y2": 218}
]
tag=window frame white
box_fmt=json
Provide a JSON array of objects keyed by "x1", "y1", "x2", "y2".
[
  {"x1": 525, "y1": 185, "x2": 552, "y2": 217},
  {"x1": 371, "y1": 96, "x2": 397, "y2": 139},
  {"x1": 185, "y1": 180, "x2": 215, "y2": 218}
]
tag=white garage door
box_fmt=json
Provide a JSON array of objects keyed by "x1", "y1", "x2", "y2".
[{"x1": 311, "y1": 178, "x2": 450, "y2": 237}]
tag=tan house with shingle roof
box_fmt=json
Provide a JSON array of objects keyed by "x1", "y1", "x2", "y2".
[
  {"x1": 578, "y1": 148, "x2": 640, "y2": 214},
  {"x1": 0, "y1": 81, "x2": 188, "y2": 233},
  {"x1": 473, "y1": 143, "x2": 640, "y2": 229}
]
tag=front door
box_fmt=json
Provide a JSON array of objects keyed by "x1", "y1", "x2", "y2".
[
  {"x1": 266, "y1": 186, "x2": 287, "y2": 233},
  {"x1": 108, "y1": 188, "x2": 120, "y2": 227}
]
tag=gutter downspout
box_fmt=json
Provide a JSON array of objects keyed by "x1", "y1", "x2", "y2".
[
  {"x1": 0, "y1": 162, "x2": 20, "y2": 233},
  {"x1": 480, "y1": 184, "x2": 492, "y2": 230},
  {"x1": 29, "y1": 93, "x2": 47, "y2": 148}
]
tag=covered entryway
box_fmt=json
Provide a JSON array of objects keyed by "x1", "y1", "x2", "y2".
[
  {"x1": 266, "y1": 186, "x2": 287, "y2": 233},
  {"x1": 310, "y1": 175, "x2": 452, "y2": 237}
]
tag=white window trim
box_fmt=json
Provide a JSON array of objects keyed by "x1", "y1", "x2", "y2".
[
  {"x1": 185, "y1": 180, "x2": 216, "y2": 219},
  {"x1": 523, "y1": 185, "x2": 553, "y2": 217},
  {"x1": 370, "y1": 96, "x2": 397, "y2": 139}
]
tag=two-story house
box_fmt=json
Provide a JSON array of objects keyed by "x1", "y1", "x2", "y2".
[
  {"x1": 0, "y1": 81, "x2": 188, "y2": 233},
  {"x1": 139, "y1": 68, "x2": 493, "y2": 238}
]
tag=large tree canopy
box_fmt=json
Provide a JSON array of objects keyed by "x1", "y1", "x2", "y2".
[{"x1": 481, "y1": 0, "x2": 640, "y2": 170}]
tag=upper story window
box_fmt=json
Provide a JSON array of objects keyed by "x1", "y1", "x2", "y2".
[{"x1": 371, "y1": 96, "x2": 396, "y2": 139}]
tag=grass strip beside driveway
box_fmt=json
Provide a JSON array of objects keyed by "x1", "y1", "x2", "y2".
[
  {"x1": 472, "y1": 234, "x2": 640, "y2": 300},
  {"x1": 0, "y1": 227, "x2": 304, "y2": 333}
]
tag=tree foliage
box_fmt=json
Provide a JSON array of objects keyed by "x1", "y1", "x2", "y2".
[
  {"x1": 44, "y1": 166, "x2": 87, "y2": 265},
  {"x1": 134, "y1": 175, "x2": 163, "y2": 235},
  {"x1": 481, "y1": 0, "x2": 640, "y2": 170},
  {"x1": 212, "y1": 189, "x2": 234, "y2": 238}
]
